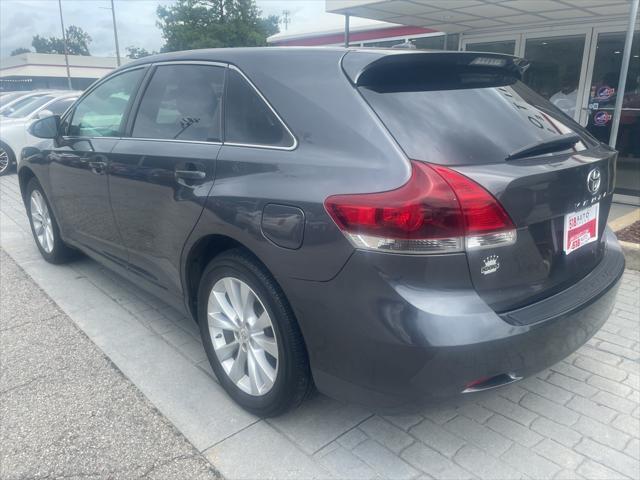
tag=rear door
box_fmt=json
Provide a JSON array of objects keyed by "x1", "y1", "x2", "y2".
[
  {"x1": 109, "y1": 62, "x2": 224, "y2": 301},
  {"x1": 353, "y1": 52, "x2": 616, "y2": 312}
]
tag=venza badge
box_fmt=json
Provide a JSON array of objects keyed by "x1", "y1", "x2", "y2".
[{"x1": 587, "y1": 168, "x2": 601, "y2": 195}]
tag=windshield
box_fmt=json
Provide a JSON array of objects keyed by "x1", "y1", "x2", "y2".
[
  {"x1": 0, "y1": 94, "x2": 46, "y2": 116},
  {"x1": 5, "y1": 95, "x2": 55, "y2": 119},
  {"x1": 0, "y1": 92, "x2": 27, "y2": 108}
]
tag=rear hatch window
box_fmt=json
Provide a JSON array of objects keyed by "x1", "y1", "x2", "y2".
[{"x1": 357, "y1": 59, "x2": 597, "y2": 166}]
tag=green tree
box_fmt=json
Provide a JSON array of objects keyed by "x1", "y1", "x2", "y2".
[
  {"x1": 126, "y1": 46, "x2": 155, "y2": 59},
  {"x1": 10, "y1": 47, "x2": 31, "y2": 56},
  {"x1": 157, "y1": 0, "x2": 279, "y2": 52},
  {"x1": 32, "y1": 25, "x2": 92, "y2": 56}
]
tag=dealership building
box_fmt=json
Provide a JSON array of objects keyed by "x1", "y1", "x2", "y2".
[
  {"x1": 0, "y1": 53, "x2": 123, "y2": 92},
  {"x1": 270, "y1": 0, "x2": 639, "y2": 198}
]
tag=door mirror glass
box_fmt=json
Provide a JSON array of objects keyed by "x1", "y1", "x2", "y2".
[
  {"x1": 29, "y1": 115, "x2": 61, "y2": 139},
  {"x1": 36, "y1": 109, "x2": 54, "y2": 120}
]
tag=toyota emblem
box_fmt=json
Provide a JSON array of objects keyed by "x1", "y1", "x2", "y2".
[{"x1": 587, "y1": 168, "x2": 601, "y2": 195}]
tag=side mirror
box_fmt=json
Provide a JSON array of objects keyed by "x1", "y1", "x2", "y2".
[
  {"x1": 29, "y1": 115, "x2": 61, "y2": 139},
  {"x1": 36, "y1": 109, "x2": 54, "y2": 120}
]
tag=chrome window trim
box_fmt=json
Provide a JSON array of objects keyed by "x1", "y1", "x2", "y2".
[
  {"x1": 225, "y1": 64, "x2": 298, "y2": 151},
  {"x1": 117, "y1": 137, "x2": 222, "y2": 146},
  {"x1": 118, "y1": 62, "x2": 298, "y2": 151},
  {"x1": 149, "y1": 60, "x2": 228, "y2": 68}
]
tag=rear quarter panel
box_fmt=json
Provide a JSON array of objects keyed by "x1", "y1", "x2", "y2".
[{"x1": 185, "y1": 50, "x2": 411, "y2": 286}]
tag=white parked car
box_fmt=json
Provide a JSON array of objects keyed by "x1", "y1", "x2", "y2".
[
  {"x1": 0, "y1": 90, "x2": 59, "y2": 116},
  {"x1": 0, "y1": 92, "x2": 79, "y2": 175}
]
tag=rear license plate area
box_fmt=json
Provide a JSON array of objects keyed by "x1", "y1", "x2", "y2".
[{"x1": 563, "y1": 203, "x2": 599, "y2": 255}]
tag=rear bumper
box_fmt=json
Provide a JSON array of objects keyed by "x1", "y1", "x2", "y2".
[{"x1": 284, "y1": 228, "x2": 624, "y2": 412}]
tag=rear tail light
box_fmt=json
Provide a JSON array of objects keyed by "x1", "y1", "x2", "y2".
[{"x1": 324, "y1": 160, "x2": 516, "y2": 254}]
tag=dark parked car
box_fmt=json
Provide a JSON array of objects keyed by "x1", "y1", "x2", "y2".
[{"x1": 20, "y1": 48, "x2": 624, "y2": 416}]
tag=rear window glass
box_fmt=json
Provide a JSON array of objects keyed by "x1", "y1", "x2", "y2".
[
  {"x1": 360, "y1": 73, "x2": 596, "y2": 165},
  {"x1": 225, "y1": 69, "x2": 294, "y2": 148}
]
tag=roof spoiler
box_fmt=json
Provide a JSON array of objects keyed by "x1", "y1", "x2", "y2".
[{"x1": 342, "y1": 50, "x2": 530, "y2": 87}]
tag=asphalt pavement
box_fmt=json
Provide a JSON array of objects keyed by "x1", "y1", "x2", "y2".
[{"x1": 0, "y1": 249, "x2": 222, "y2": 480}]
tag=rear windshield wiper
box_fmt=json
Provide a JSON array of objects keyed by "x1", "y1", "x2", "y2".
[{"x1": 506, "y1": 133, "x2": 581, "y2": 161}]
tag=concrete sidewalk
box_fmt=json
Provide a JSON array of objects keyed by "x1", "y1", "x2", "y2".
[
  {"x1": 1, "y1": 173, "x2": 639, "y2": 480},
  {"x1": 0, "y1": 250, "x2": 221, "y2": 480}
]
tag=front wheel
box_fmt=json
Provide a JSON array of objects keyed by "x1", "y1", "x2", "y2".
[
  {"x1": 0, "y1": 146, "x2": 14, "y2": 176},
  {"x1": 198, "y1": 249, "x2": 313, "y2": 417},
  {"x1": 26, "y1": 177, "x2": 76, "y2": 264}
]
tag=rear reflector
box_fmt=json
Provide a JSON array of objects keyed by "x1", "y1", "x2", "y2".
[{"x1": 325, "y1": 160, "x2": 516, "y2": 254}]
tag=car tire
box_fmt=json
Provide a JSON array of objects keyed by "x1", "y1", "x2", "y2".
[
  {"x1": 198, "y1": 248, "x2": 313, "y2": 417},
  {"x1": 0, "y1": 145, "x2": 14, "y2": 176},
  {"x1": 26, "y1": 177, "x2": 76, "y2": 264}
]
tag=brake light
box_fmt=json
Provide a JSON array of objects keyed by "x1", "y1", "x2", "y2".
[{"x1": 325, "y1": 160, "x2": 516, "y2": 254}]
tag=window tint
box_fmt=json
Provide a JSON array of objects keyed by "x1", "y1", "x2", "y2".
[
  {"x1": 47, "y1": 97, "x2": 76, "y2": 115},
  {"x1": 361, "y1": 79, "x2": 595, "y2": 166},
  {"x1": 132, "y1": 64, "x2": 224, "y2": 142},
  {"x1": 225, "y1": 69, "x2": 294, "y2": 148},
  {"x1": 69, "y1": 68, "x2": 143, "y2": 137}
]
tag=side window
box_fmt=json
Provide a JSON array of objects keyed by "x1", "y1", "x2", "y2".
[
  {"x1": 47, "y1": 97, "x2": 76, "y2": 116},
  {"x1": 69, "y1": 68, "x2": 144, "y2": 137},
  {"x1": 225, "y1": 69, "x2": 294, "y2": 148},
  {"x1": 132, "y1": 64, "x2": 224, "y2": 142}
]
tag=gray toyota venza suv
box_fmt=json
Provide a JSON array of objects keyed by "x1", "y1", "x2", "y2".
[{"x1": 21, "y1": 48, "x2": 624, "y2": 416}]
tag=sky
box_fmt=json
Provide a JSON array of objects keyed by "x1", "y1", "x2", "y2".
[{"x1": 0, "y1": 0, "x2": 382, "y2": 58}]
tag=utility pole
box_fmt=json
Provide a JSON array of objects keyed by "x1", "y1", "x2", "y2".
[
  {"x1": 281, "y1": 10, "x2": 290, "y2": 31},
  {"x1": 110, "y1": 0, "x2": 121, "y2": 66},
  {"x1": 58, "y1": 0, "x2": 73, "y2": 90},
  {"x1": 344, "y1": 14, "x2": 350, "y2": 48}
]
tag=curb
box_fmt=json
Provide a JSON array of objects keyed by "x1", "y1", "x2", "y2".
[
  {"x1": 619, "y1": 240, "x2": 640, "y2": 271},
  {"x1": 608, "y1": 207, "x2": 640, "y2": 271}
]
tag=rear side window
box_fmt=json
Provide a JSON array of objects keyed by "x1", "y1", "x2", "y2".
[
  {"x1": 360, "y1": 69, "x2": 596, "y2": 165},
  {"x1": 225, "y1": 69, "x2": 294, "y2": 148},
  {"x1": 132, "y1": 64, "x2": 225, "y2": 142}
]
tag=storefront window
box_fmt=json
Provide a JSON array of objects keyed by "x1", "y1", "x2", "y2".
[
  {"x1": 523, "y1": 35, "x2": 585, "y2": 120},
  {"x1": 586, "y1": 32, "x2": 640, "y2": 195},
  {"x1": 465, "y1": 40, "x2": 515, "y2": 55},
  {"x1": 362, "y1": 39, "x2": 405, "y2": 48},
  {"x1": 411, "y1": 35, "x2": 445, "y2": 50}
]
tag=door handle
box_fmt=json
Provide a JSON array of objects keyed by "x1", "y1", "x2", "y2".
[
  {"x1": 175, "y1": 170, "x2": 206, "y2": 180},
  {"x1": 88, "y1": 161, "x2": 106, "y2": 175}
]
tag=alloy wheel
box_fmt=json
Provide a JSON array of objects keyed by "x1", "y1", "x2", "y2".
[
  {"x1": 30, "y1": 190, "x2": 54, "y2": 253},
  {"x1": 0, "y1": 148, "x2": 9, "y2": 174},
  {"x1": 207, "y1": 277, "x2": 279, "y2": 396}
]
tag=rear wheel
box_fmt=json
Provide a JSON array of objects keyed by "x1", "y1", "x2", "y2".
[
  {"x1": 198, "y1": 249, "x2": 312, "y2": 416},
  {"x1": 0, "y1": 146, "x2": 14, "y2": 176},
  {"x1": 26, "y1": 178, "x2": 76, "y2": 264}
]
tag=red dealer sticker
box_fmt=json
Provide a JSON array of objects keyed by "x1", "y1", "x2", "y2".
[{"x1": 563, "y1": 203, "x2": 599, "y2": 255}]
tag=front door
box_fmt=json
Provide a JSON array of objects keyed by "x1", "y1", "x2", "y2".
[
  {"x1": 48, "y1": 67, "x2": 146, "y2": 270},
  {"x1": 582, "y1": 30, "x2": 640, "y2": 196},
  {"x1": 109, "y1": 63, "x2": 225, "y2": 301}
]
